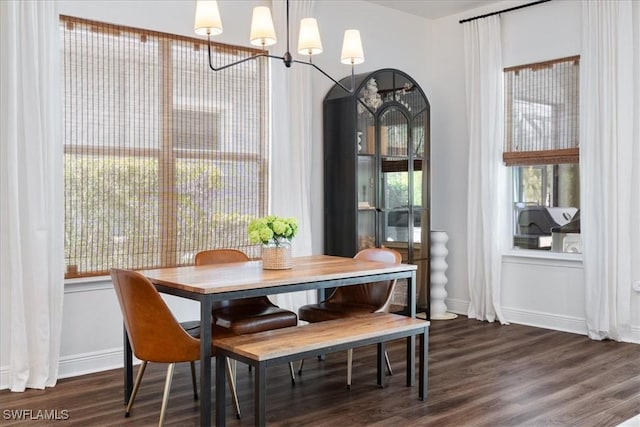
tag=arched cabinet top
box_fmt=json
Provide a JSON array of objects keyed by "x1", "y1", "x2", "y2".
[{"x1": 324, "y1": 68, "x2": 430, "y2": 119}]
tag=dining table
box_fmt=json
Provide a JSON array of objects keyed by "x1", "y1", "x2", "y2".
[{"x1": 131, "y1": 254, "x2": 418, "y2": 427}]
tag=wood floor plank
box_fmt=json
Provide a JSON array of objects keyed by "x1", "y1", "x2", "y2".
[{"x1": 1, "y1": 316, "x2": 638, "y2": 426}]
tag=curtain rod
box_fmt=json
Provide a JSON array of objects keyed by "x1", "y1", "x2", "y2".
[{"x1": 459, "y1": 0, "x2": 551, "y2": 24}]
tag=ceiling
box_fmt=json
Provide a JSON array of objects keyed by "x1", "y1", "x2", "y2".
[{"x1": 365, "y1": 0, "x2": 508, "y2": 20}]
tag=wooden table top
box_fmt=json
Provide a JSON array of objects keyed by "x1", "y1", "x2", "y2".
[{"x1": 138, "y1": 254, "x2": 417, "y2": 295}]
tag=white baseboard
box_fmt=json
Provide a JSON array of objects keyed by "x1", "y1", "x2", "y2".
[
  {"x1": 1, "y1": 349, "x2": 139, "y2": 389},
  {"x1": 501, "y1": 306, "x2": 588, "y2": 336},
  {"x1": 57, "y1": 348, "x2": 129, "y2": 380},
  {"x1": 445, "y1": 298, "x2": 640, "y2": 343},
  {"x1": 0, "y1": 365, "x2": 8, "y2": 389},
  {"x1": 445, "y1": 298, "x2": 588, "y2": 335},
  {"x1": 444, "y1": 298, "x2": 469, "y2": 317}
]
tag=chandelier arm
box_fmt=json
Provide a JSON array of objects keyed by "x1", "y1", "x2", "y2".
[
  {"x1": 206, "y1": 35, "x2": 271, "y2": 71},
  {"x1": 291, "y1": 59, "x2": 355, "y2": 94},
  {"x1": 204, "y1": 31, "x2": 355, "y2": 94}
]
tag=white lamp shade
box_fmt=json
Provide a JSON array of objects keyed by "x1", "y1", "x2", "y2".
[
  {"x1": 250, "y1": 6, "x2": 277, "y2": 47},
  {"x1": 194, "y1": 0, "x2": 223, "y2": 36},
  {"x1": 297, "y1": 18, "x2": 323, "y2": 56},
  {"x1": 340, "y1": 29, "x2": 364, "y2": 65}
]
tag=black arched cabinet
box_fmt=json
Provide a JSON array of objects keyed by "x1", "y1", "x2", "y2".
[{"x1": 323, "y1": 69, "x2": 431, "y2": 317}]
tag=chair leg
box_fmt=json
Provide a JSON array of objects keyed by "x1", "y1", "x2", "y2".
[
  {"x1": 347, "y1": 349, "x2": 353, "y2": 389},
  {"x1": 297, "y1": 355, "x2": 322, "y2": 376},
  {"x1": 125, "y1": 360, "x2": 147, "y2": 417},
  {"x1": 289, "y1": 362, "x2": 296, "y2": 385},
  {"x1": 225, "y1": 359, "x2": 241, "y2": 419},
  {"x1": 158, "y1": 363, "x2": 175, "y2": 427},
  {"x1": 189, "y1": 361, "x2": 198, "y2": 401},
  {"x1": 385, "y1": 350, "x2": 393, "y2": 376}
]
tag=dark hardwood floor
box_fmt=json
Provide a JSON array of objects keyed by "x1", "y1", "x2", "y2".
[{"x1": 1, "y1": 316, "x2": 639, "y2": 426}]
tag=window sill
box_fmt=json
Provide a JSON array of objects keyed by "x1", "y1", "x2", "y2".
[
  {"x1": 65, "y1": 275, "x2": 110, "y2": 284},
  {"x1": 64, "y1": 275, "x2": 112, "y2": 293},
  {"x1": 502, "y1": 249, "x2": 583, "y2": 268}
]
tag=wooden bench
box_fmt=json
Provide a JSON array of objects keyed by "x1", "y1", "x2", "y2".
[{"x1": 214, "y1": 312, "x2": 429, "y2": 426}]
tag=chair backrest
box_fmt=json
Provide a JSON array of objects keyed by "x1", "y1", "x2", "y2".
[
  {"x1": 110, "y1": 269, "x2": 200, "y2": 363},
  {"x1": 194, "y1": 249, "x2": 271, "y2": 308},
  {"x1": 325, "y1": 248, "x2": 403, "y2": 313},
  {"x1": 194, "y1": 249, "x2": 249, "y2": 266}
]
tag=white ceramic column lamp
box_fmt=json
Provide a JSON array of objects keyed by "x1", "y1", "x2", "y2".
[{"x1": 430, "y1": 231, "x2": 457, "y2": 320}]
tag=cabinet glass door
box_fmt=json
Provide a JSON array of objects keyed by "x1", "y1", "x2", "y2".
[
  {"x1": 413, "y1": 110, "x2": 429, "y2": 250},
  {"x1": 357, "y1": 108, "x2": 375, "y2": 155},
  {"x1": 357, "y1": 157, "x2": 375, "y2": 209},
  {"x1": 379, "y1": 107, "x2": 410, "y2": 262},
  {"x1": 357, "y1": 155, "x2": 376, "y2": 250},
  {"x1": 357, "y1": 210, "x2": 376, "y2": 250}
]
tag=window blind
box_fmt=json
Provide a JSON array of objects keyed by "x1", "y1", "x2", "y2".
[
  {"x1": 61, "y1": 16, "x2": 269, "y2": 278},
  {"x1": 503, "y1": 56, "x2": 579, "y2": 166}
]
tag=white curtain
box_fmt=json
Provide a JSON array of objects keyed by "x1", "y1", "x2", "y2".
[
  {"x1": 463, "y1": 16, "x2": 508, "y2": 324},
  {"x1": 269, "y1": 0, "x2": 316, "y2": 311},
  {"x1": 0, "y1": 1, "x2": 64, "y2": 391},
  {"x1": 580, "y1": 0, "x2": 640, "y2": 342}
]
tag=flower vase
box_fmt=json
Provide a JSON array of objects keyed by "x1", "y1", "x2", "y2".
[{"x1": 262, "y1": 241, "x2": 292, "y2": 270}]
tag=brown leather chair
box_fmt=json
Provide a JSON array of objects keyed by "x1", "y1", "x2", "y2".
[
  {"x1": 297, "y1": 247, "x2": 402, "y2": 388},
  {"x1": 110, "y1": 269, "x2": 240, "y2": 426},
  {"x1": 195, "y1": 249, "x2": 298, "y2": 382}
]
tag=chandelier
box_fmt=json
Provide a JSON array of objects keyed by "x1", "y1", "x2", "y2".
[{"x1": 194, "y1": 0, "x2": 365, "y2": 93}]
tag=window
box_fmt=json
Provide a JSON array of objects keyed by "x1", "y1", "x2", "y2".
[
  {"x1": 62, "y1": 16, "x2": 269, "y2": 278},
  {"x1": 504, "y1": 56, "x2": 581, "y2": 252}
]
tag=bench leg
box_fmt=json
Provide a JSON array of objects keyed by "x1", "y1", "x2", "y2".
[
  {"x1": 406, "y1": 335, "x2": 415, "y2": 387},
  {"x1": 377, "y1": 343, "x2": 384, "y2": 387},
  {"x1": 255, "y1": 363, "x2": 266, "y2": 427},
  {"x1": 216, "y1": 355, "x2": 227, "y2": 426}
]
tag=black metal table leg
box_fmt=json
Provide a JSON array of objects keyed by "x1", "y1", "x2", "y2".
[
  {"x1": 419, "y1": 329, "x2": 428, "y2": 400},
  {"x1": 200, "y1": 298, "x2": 213, "y2": 427}
]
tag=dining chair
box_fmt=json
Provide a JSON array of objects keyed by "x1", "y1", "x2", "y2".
[
  {"x1": 194, "y1": 249, "x2": 299, "y2": 383},
  {"x1": 110, "y1": 268, "x2": 241, "y2": 426},
  {"x1": 297, "y1": 247, "x2": 402, "y2": 388}
]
